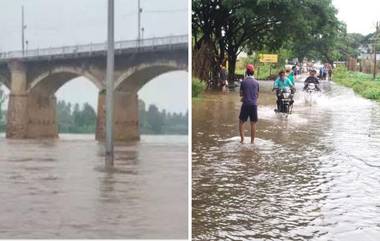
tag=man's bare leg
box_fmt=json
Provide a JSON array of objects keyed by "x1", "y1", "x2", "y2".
[
  {"x1": 239, "y1": 120, "x2": 245, "y2": 143},
  {"x1": 250, "y1": 122, "x2": 256, "y2": 144}
]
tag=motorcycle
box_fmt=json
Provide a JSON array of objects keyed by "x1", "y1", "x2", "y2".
[
  {"x1": 275, "y1": 87, "x2": 294, "y2": 115},
  {"x1": 304, "y1": 83, "x2": 320, "y2": 103}
]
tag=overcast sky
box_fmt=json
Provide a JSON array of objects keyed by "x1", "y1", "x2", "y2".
[
  {"x1": 0, "y1": 0, "x2": 188, "y2": 113},
  {"x1": 333, "y1": 0, "x2": 380, "y2": 34}
]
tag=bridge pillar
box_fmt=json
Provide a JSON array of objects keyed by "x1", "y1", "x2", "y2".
[
  {"x1": 95, "y1": 90, "x2": 140, "y2": 142},
  {"x1": 95, "y1": 91, "x2": 106, "y2": 141},
  {"x1": 26, "y1": 92, "x2": 58, "y2": 138},
  {"x1": 6, "y1": 61, "x2": 29, "y2": 138}
]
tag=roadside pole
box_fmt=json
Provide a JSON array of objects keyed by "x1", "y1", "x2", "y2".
[
  {"x1": 105, "y1": 0, "x2": 114, "y2": 167},
  {"x1": 269, "y1": 64, "x2": 272, "y2": 76},
  {"x1": 138, "y1": 0, "x2": 142, "y2": 41},
  {"x1": 21, "y1": 6, "x2": 26, "y2": 56},
  {"x1": 374, "y1": 21, "x2": 379, "y2": 79}
]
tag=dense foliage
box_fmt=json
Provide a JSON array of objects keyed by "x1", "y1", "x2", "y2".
[
  {"x1": 192, "y1": 78, "x2": 206, "y2": 98},
  {"x1": 192, "y1": 0, "x2": 342, "y2": 84},
  {"x1": 138, "y1": 100, "x2": 188, "y2": 135},
  {"x1": 56, "y1": 100, "x2": 188, "y2": 135},
  {"x1": 56, "y1": 101, "x2": 97, "y2": 133}
]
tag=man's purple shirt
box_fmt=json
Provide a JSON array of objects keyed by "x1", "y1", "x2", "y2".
[{"x1": 240, "y1": 76, "x2": 259, "y2": 106}]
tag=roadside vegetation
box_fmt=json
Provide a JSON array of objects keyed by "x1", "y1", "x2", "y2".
[
  {"x1": 192, "y1": 78, "x2": 206, "y2": 98},
  {"x1": 333, "y1": 67, "x2": 380, "y2": 100}
]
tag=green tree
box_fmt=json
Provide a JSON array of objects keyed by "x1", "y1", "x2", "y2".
[
  {"x1": 285, "y1": 0, "x2": 342, "y2": 63},
  {"x1": 192, "y1": 0, "x2": 343, "y2": 84},
  {"x1": 146, "y1": 104, "x2": 164, "y2": 134},
  {"x1": 72, "y1": 103, "x2": 81, "y2": 130},
  {"x1": 56, "y1": 101, "x2": 97, "y2": 133},
  {"x1": 81, "y1": 103, "x2": 96, "y2": 128},
  {"x1": 137, "y1": 99, "x2": 188, "y2": 135},
  {"x1": 56, "y1": 100, "x2": 73, "y2": 133}
]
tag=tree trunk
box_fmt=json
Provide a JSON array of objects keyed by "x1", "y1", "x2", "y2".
[{"x1": 227, "y1": 53, "x2": 237, "y2": 83}]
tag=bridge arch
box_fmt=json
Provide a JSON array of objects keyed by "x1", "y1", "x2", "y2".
[
  {"x1": 25, "y1": 67, "x2": 103, "y2": 139},
  {"x1": 114, "y1": 61, "x2": 186, "y2": 93},
  {"x1": 28, "y1": 66, "x2": 104, "y2": 94}
]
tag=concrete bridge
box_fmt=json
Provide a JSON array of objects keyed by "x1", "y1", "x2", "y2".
[{"x1": 0, "y1": 35, "x2": 188, "y2": 141}]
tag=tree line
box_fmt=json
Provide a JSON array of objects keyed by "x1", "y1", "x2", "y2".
[
  {"x1": 192, "y1": 0, "x2": 356, "y2": 84},
  {"x1": 138, "y1": 100, "x2": 188, "y2": 135},
  {"x1": 58, "y1": 100, "x2": 188, "y2": 135},
  {"x1": 0, "y1": 97, "x2": 188, "y2": 135}
]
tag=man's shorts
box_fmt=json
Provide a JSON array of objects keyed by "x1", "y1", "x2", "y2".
[{"x1": 239, "y1": 104, "x2": 258, "y2": 123}]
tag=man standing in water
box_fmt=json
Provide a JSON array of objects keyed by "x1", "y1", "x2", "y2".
[
  {"x1": 220, "y1": 64, "x2": 228, "y2": 92},
  {"x1": 239, "y1": 64, "x2": 259, "y2": 144}
]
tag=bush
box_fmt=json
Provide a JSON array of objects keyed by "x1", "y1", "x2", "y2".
[
  {"x1": 192, "y1": 78, "x2": 206, "y2": 98},
  {"x1": 333, "y1": 66, "x2": 380, "y2": 101}
]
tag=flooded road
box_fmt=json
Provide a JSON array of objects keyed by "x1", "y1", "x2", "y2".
[
  {"x1": 0, "y1": 134, "x2": 188, "y2": 239},
  {"x1": 192, "y1": 79, "x2": 380, "y2": 240}
]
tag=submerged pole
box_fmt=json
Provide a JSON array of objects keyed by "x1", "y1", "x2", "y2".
[{"x1": 105, "y1": 0, "x2": 115, "y2": 167}]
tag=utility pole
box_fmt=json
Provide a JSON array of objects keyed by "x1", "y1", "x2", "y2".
[
  {"x1": 25, "y1": 40, "x2": 29, "y2": 55},
  {"x1": 138, "y1": 0, "x2": 142, "y2": 41},
  {"x1": 374, "y1": 21, "x2": 379, "y2": 79},
  {"x1": 21, "y1": 6, "x2": 27, "y2": 56},
  {"x1": 105, "y1": 0, "x2": 115, "y2": 167}
]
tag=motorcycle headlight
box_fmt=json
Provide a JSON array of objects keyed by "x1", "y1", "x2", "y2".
[{"x1": 283, "y1": 93, "x2": 290, "y2": 98}]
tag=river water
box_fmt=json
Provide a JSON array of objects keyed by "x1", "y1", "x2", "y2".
[
  {"x1": 192, "y1": 78, "x2": 380, "y2": 241},
  {"x1": 0, "y1": 134, "x2": 188, "y2": 239}
]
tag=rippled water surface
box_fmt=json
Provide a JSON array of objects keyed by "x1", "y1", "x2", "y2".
[
  {"x1": 0, "y1": 134, "x2": 188, "y2": 239},
  {"x1": 192, "y1": 78, "x2": 380, "y2": 241}
]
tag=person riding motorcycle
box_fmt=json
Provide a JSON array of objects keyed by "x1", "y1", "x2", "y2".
[
  {"x1": 286, "y1": 68, "x2": 295, "y2": 85},
  {"x1": 273, "y1": 70, "x2": 295, "y2": 112},
  {"x1": 304, "y1": 69, "x2": 320, "y2": 91}
]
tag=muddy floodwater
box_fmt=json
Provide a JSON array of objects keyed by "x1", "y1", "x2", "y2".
[
  {"x1": 192, "y1": 79, "x2": 380, "y2": 241},
  {"x1": 0, "y1": 134, "x2": 187, "y2": 239}
]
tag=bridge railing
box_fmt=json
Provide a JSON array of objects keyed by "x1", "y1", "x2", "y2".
[{"x1": 0, "y1": 35, "x2": 187, "y2": 60}]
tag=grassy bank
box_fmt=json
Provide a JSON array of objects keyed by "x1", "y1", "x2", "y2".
[
  {"x1": 192, "y1": 78, "x2": 206, "y2": 98},
  {"x1": 333, "y1": 67, "x2": 380, "y2": 100}
]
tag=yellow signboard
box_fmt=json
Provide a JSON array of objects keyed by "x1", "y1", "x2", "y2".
[{"x1": 259, "y1": 54, "x2": 278, "y2": 63}]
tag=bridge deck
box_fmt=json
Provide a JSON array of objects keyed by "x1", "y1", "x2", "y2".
[{"x1": 0, "y1": 35, "x2": 187, "y2": 62}]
